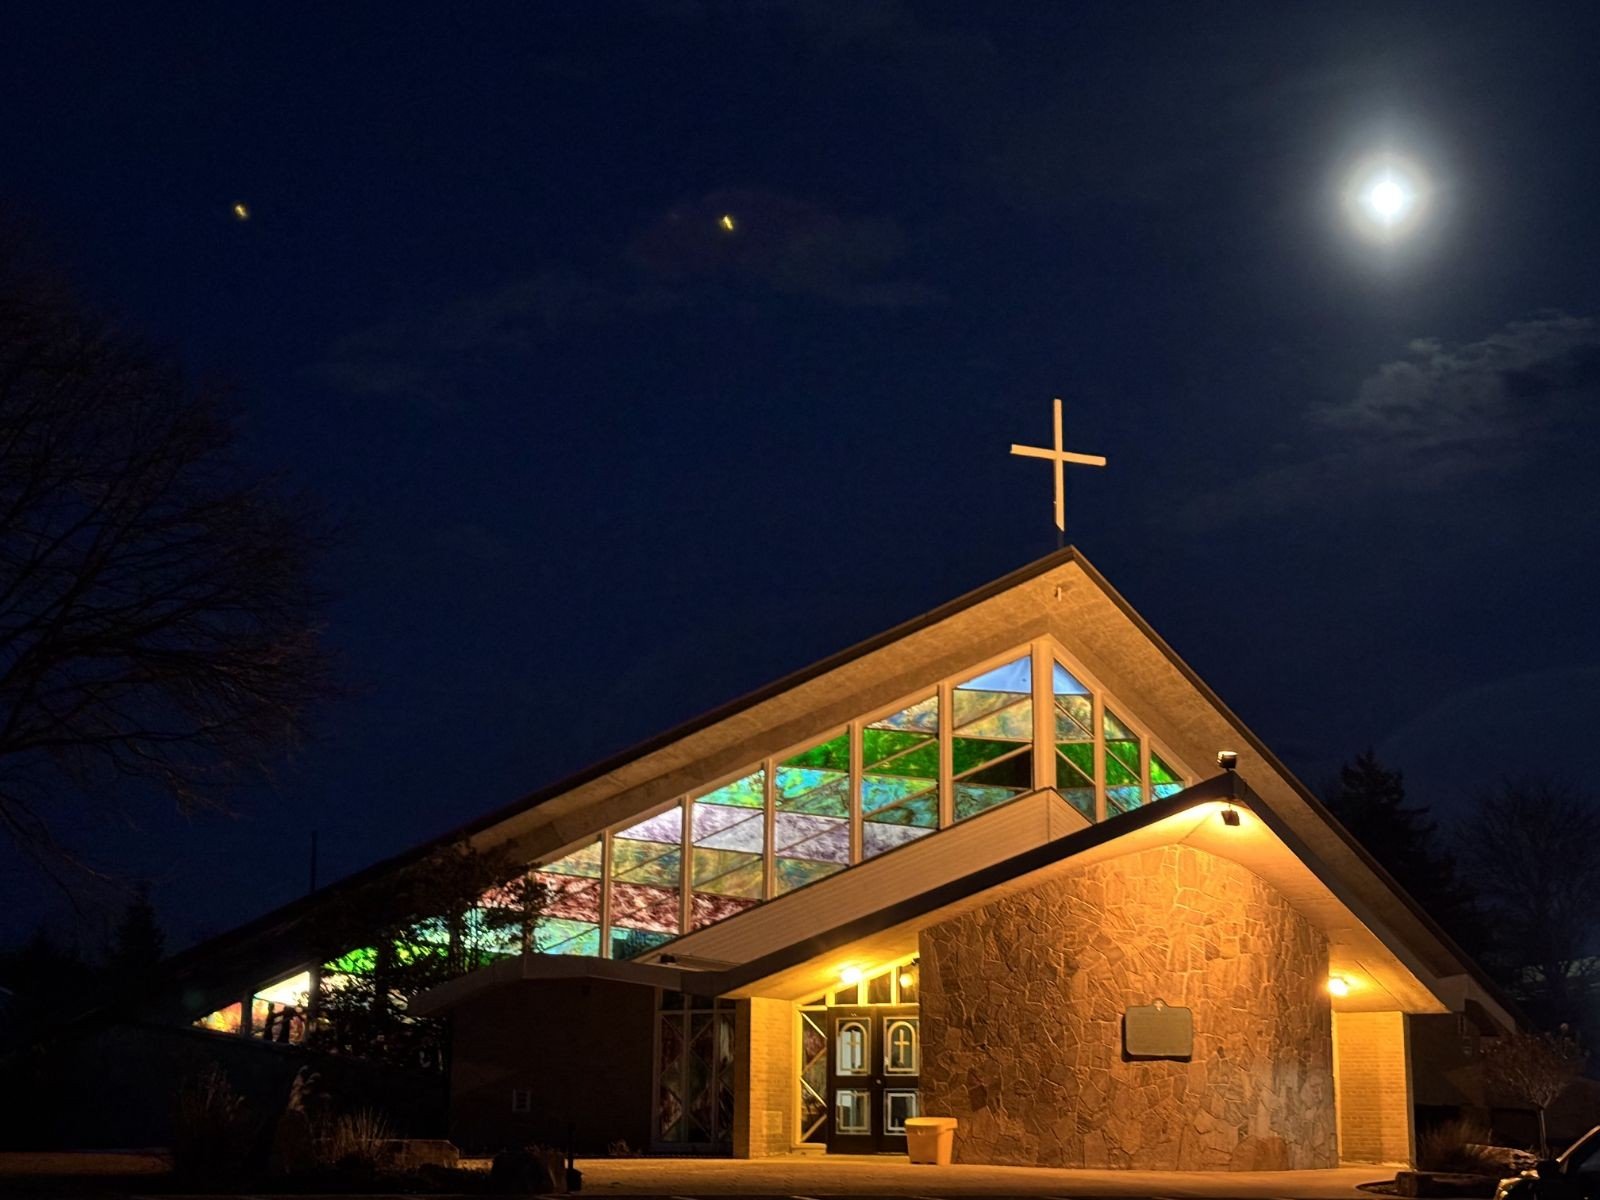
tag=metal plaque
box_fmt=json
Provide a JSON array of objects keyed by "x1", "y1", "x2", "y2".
[{"x1": 1123, "y1": 1000, "x2": 1193, "y2": 1060}]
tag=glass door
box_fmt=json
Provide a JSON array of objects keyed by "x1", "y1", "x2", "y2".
[{"x1": 826, "y1": 1005, "x2": 920, "y2": 1153}]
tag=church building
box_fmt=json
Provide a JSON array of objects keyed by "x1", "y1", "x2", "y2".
[{"x1": 181, "y1": 549, "x2": 1510, "y2": 1170}]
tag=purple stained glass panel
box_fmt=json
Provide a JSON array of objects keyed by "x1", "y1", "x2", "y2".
[
  {"x1": 863, "y1": 822, "x2": 933, "y2": 857},
  {"x1": 610, "y1": 881, "x2": 680, "y2": 933},
  {"x1": 773, "y1": 811, "x2": 850, "y2": 863},
  {"x1": 618, "y1": 806, "x2": 683, "y2": 845},
  {"x1": 691, "y1": 801, "x2": 765, "y2": 852}
]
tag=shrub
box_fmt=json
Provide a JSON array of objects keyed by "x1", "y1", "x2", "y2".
[
  {"x1": 172, "y1": 1064, "x2": 259, "y2": 1181},
  {"x1": 1419, "y1": 1117, "x2": 1500, "y2": 1174},
  {"x1": 318, "y1": 1107, "x2": 393, "y2": 1169}
]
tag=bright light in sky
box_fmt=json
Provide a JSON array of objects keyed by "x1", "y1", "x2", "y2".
[{"x1": 1343, "y1": 153, "x2": 1430, "y2": 242}]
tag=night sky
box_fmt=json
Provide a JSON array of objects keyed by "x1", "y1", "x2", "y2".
[{"x1": 4, "y1": 2, "x2": 1599, "y2": 950}]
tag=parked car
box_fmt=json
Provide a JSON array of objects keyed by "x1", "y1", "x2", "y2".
[{"x1": 1496, "y1": 1127, "x2": 1600, "y2": 1200}]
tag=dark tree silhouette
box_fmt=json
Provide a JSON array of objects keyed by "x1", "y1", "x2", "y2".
[
  {"x1": 1459, "y1": 778, "x2": 1600, "y2": 1032},
  {"x1": 1324, "y1": 750, "x2": 1481, "y2": 953},
  {"x1": 0, "y1": 229, "x2": 334, "y2": 870},
  {"x1": 106, "y1": 883, "x2": 165, "y2": 981},
  {"x1": 1481, "y1": 1027, "x2": 1587, "y2": 1156}
]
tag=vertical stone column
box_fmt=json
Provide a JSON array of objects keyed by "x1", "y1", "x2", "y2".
[
  {"x1": 732, "y1": 997, "x2": 795, "y2": 1157},
  {"x1": 1333, "y1": 1011, "x2": 1416, "y2": 1166}
]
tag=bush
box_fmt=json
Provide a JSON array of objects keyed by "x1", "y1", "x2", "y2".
[
  {"x1": 318, "y1": 1107, "x2": 393, "y2": 1169},
  {"x1": 1419, "y1": 1117, "x2": 1501, "y2": 1174},
  {"x1": 172, "y1": 1064, "x2": 260, "y2": 1181}
]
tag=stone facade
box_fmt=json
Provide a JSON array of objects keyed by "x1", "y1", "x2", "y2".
[{"x1": 919, "y1": 844, "x2": 1336, "y2": 1170}]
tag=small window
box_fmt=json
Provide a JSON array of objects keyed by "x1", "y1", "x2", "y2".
[
  {"x1": 510, "y1": 1088, "x2": 532, "y2": 1113},
  {"x1": 885, "y1": 1089, "x2": 919, "y2": 1134},
  {"x1": 885, "y1": 1018, "x2": 919, "y2": 1074},
  {"x1": 836, "y1": 1088, "x2": 871, "y2": 1135},
  {"x1": 836, "y1": 1019, "x2": 868, "y2": 1074}
]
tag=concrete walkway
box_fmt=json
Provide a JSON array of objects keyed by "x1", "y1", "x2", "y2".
[{"x1": 575, "y1": 1155, "x2": 1394, "y2": 1197}]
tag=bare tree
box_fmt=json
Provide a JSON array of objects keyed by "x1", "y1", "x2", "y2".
[
  {"x1": 1481, "y1": 1028, "x2": 1588, "y2": 1156},
  {"x1": 0, "y1": 228, "x2": 334, "y2": 870},
  {"x1": 1458, "y1": 778, "x2": 1600, "y2": 1031}
]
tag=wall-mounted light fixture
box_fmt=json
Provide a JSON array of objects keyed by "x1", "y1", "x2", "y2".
[
  {"x1": 839, "y1": 965, "x2": 862, "y2": 985},
  {"x1": 1328, "y1": 975, "x2": 1351, "y2": 998},
  {"x1": 1220, "y1": 807, "x2": 1241, "y2": 827}
]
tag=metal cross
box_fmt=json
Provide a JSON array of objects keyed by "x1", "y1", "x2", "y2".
[{"x1": 1009, "y1": 397, "x2": 1106, "y2": 535}]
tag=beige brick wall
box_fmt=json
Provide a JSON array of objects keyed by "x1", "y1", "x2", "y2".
[
  {"x1": 733, "y1": 996, "x2": 794, "y2": 1157},
  {"x1": 1333, "y1": 1010, "x2": 1415, "y2": 1166}
]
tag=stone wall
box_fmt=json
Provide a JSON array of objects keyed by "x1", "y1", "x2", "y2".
[{"x1": 919, "y1": 844, "x2": 1336, "y2": 1169}]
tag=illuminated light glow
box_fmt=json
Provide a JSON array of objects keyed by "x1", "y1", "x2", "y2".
[
  {"x1": 1343, "y1": 152, "x2": 1431, "y2": 242},
  {"x1": 719, "y1": 214, "x2": 736, "y2": 231},
  {"x1": 839, "y1": 965, "x2": 862, "y2": 985},
  {"x1": 898, "y1": 971, "x2": 914, "y2": 989},
  {"x1": 1328, "y1": 974, "x2": 1351, "y2": 998},
  {"x1": 232, "y1": 202, "x2": 250, "y2": 221}
]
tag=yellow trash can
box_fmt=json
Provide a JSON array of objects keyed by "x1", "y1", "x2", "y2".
[{"x1": 904, "y1": 1116, "x2": 958, "y2": 1165}]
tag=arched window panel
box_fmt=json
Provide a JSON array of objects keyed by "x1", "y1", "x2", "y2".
[
  {"x1": 953, "y1": 656, "x2": 1034, "y2": 821},
  {"x1": 533, "y1": 839, "x2": 604, "y2": 956},
  {"x1": 1151, "y1": 750, "x2": 1185, "y2": 801},
  {"x1": 862, "y1": 695, "x2": 939, "y2": 859},
  {"x1": 610, "y1": 806, "x2": 684, "y2": 959},
  {"x1": 691, "y1": 769, "x2": 766, "y2": 930},
  {"x1": 1053, "y1": 662, "x2": 1096, "y2": 819},
  {"x1": 774, "y1": 734, "x2": 850, "y2": 894},
  {"x1": 1104, "y1": 708, "x2": 1143, "y2": 815}
]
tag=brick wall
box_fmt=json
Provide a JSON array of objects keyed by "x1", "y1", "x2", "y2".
[
  {"x1": 733, "y1": 996, "x2": 794, "y2": 1157},
  {"x1": 1333, "y1": 1010, "x2": 1415, "y2": 1166}
]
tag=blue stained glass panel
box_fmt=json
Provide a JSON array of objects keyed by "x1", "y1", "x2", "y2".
[
  {"x1": 774, "y1": 812, "x2": 850, "y2": 862},
  {"x1": 955, "y1": 783, "x2": 1020, "y2": 821},
  {"x1": 956, "y1": 656, "x2": 1032, "y2": 695},
  {"x1": 775, "y1": 770, "x2": 850, "y2": 817},
  {"x1": 868, "y1": 695, "x2": 938, "y2": 733},
  {"x1": 538, "y1": 918, "x2": 601, "y2": 957},
  {"x1": 861, "y1": 774, "x2": 936, "y2": 814},
  {"x1": 1053, "y1": 662, "x2": 1090, "y2": 695},
  {"x1": 698, "y1": 769, "x2": 765, "y2": 809},
  {"x1": 691, "y1": 802, "x2": 765, "y2": 852}
]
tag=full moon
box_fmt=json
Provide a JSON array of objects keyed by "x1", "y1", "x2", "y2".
[{"x1": 1343, "y1": 153, "x2": 1430, "y2": 241}]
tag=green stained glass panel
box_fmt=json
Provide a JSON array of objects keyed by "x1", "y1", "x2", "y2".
[
  {"x1": 1151, "y1": 752, "x2": 1182, "y2": 784},
  {"x1": 692, "y1": 848, "x2": 764, "y2": 898},
  {"x1": 862, "y1": 728, "x2": 925, "y2": 765},
  {"x1": 1105, "y1": 753, "x2": 1139, "y2": 787},
  {"x1": 963, "y1": 751, "x2": 1032, "y2": 791},
  {"x1": 1060, "y1": 787, "x2": 1095, "y2": 819},
  {"x1": 955, "y1": 783, "x2": 1018, "y2": 821},
  {"x1": 611, "y1": 838, "x2": 683, "y2": 887},
  {"x1": 775, "y1": 770, "x2": 849, "y2": 816},
  {"x1": 1055, "y1": 693, "x2": 1093, "y2": 742},
  {"x1": 612, "y1": 928, "x2": 673, "y2": 960},
  {"x1": 1057, "y1": 746, "x2": 1093, "y2": 788},
  {"x1": 323, "y1": 947, "x2": 377, "y2": 975},
  {"x1": 953, "y1": 736, "x2": 1020, "y2": 774},
  {"x1": 1104, "y1": 710, "x2": 1137, "y2": 743},
  {"x1": 869, "y1": 739, "x2": 938, "y2": 778},
  {"x1": 783, "y1": 734, "x2": 849, "y2": 773},
  {"x1": 542, "y1": 840, "x2": 604, "y2": 879},
  {"x1": 775, "y1": 857, "x2": 845, "y2": 894},
  {"x1": 698, "y1": 769, "x2": 765, "y2": 809},
  {"x1": 957, "y1": 701, "x2": 1033, "y2": 741},
  {"x1": 537, "y1": 918, "x2": 601, "y2": 957},
  {"x1": 952, "y1": 689, "x2": 1021, "y2": 729},
  {"x1": 868, "y1": 695, "x2": 938, "y2": 733},
  {"x1": 861, "y1": 774, "x2": 936, "y2": 814}
]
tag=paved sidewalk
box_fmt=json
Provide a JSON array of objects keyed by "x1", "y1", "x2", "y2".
[{"x1": 574, "y1": 1154, "x2": 1393, "y2": 1197}]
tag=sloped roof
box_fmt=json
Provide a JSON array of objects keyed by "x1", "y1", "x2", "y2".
[{"x1": 152, "y1": 547, "x2": 1509, "y2": 1027}]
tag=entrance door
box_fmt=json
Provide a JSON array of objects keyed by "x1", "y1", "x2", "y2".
[{"x1": 825, "y1": 1005, "x2": 920, "y2": 1153}]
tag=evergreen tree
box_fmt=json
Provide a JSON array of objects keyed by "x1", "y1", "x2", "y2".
[
  {"x1": 106, "y1": 884, "x2": 165, "y2": 981},
  {"x1": 1324, "y1": 750, "x2": 1482, "y2": 953}
]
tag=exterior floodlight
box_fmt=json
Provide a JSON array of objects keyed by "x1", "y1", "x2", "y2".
[
  {"x1": 1220, "y1": 807, "x2": 1241, "y2": 828},
  {"x1": 1217, "y1": 750, "x2": 1239, "y2": 771},
  {"x1": 839, "y1": 965, "x2": 862, "y2": 985},
  {"x1": 1328, "y1": 975, "x2": 1351, "y2": 998}
]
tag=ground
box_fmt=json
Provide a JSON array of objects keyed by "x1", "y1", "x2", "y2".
[{"x1": 0, "y1": 1151, "x2": 1395, "y2": 1197}]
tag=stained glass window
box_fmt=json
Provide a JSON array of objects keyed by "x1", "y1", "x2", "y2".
[
  {"x1": 690, "y1": 769, "x2": 766, "y2": 930},
  {"x1": 861, "y1": 695, "x2": 939, "y2": 859},
  {"x1": 799, "y1": 1009, "x2": 828, "y2": 1142},
  {"x1": 1151, "y1": 750, "x2": 1184, "y2": 801},
  {"x1": 1104, "y1": 708, "x2": 1143, "y2": 815},
  {"x1": 194, "y1": 1001, "x2": 242, "y2": 1035},
  {"x1": 655, "y1": 996, "x2": 735, "y2": 1149},
  {"x1": 953, "y1": 656, "x2": 1034, "y2": 821},
  {"x1": 1053, "y1": 662, "x2": 1096, "y2": 819},
  {"x1": 610, "y1": 807, "x2": 683, "y2": 960},
  {"x1": 251, "y1": 971, "x2": 310, "y2": 1044},
  {"x1": 534, "y1": 840, "x2": 605, "y2": 956},
  {"x1": 774, "y1": 733, "x2": 851, "y2": 894}
]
